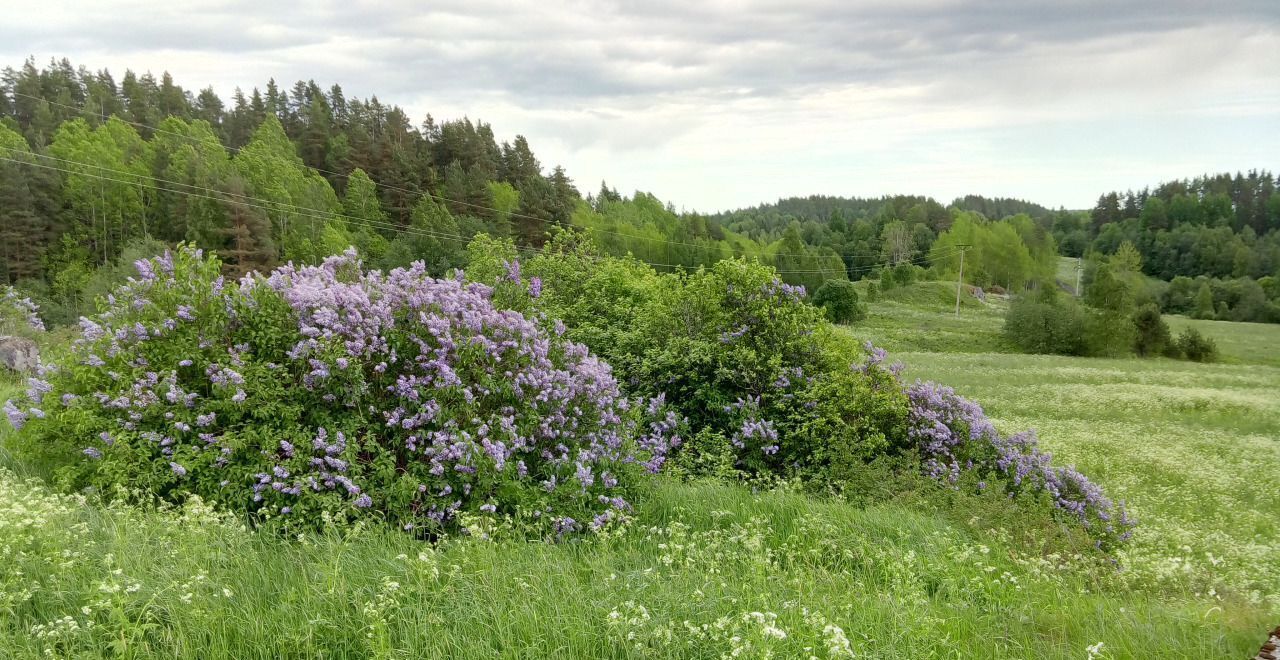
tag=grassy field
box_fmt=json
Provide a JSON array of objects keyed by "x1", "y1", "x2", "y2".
[
  {"x1": 849, "y1": 280, "x2": 1012, "y2": 354},
  {"x1": 1166, "y1": 314, "x2": 1280, "y2": 368},
  {"x1": 2, "y1": 289, "x2": 1278, "y2": 657},
  {"x1": 1055, "y1": 256, "x2": 1082, "y2": 295}
]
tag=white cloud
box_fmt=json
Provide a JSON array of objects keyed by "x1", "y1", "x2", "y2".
[{"x1": 2, "y1": 0, "x2": 1277, "y2": 210}]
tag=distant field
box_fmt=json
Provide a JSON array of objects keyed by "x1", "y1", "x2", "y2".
[
  {"x1": 846, "y1": 280, "x2": 1012, "y2": 354},
  {"x1": 841, "y1": 285, "x2": 1280, "y2": 651},
  {"x1": 892, "y1": 351, "x2": 1280, "y2": 620},
  {"x1": 1166, "y1": 315, "x2": 1280, "y2": 367},
  {"x1": 849, "y1": 279, "x2": 1280, "y2": 367},
  {"x1": 1055, "y1": 256, "x2": 1081, "y2": 295}
]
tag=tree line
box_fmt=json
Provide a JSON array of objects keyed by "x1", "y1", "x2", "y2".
[{"x1": 3, "y1": 57, "x2": 1276, "y2": 326}]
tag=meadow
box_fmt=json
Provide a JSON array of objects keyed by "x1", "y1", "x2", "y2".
[{"x1": 1, "y1": 279, "x2": 1278, "y2": 658}]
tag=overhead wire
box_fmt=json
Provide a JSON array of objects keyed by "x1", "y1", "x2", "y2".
[{"x1": 3, "y1": 148, "x2": 949, "y2": 275}]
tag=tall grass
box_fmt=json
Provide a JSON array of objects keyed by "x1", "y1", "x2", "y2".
[{"x1": 0, "y1": 469, "x2": 1267, "y2": 659}]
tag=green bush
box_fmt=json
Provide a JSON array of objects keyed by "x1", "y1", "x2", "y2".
[
  {"x1": 1084, "y1": 310, "x2": 1136, "y2": 358},
  {"x1": 1175, "y1": 328, "x2": 1219, "y2": 363},
  {"x1": 1132, "y1": 304, "x2": 1173, "y2": 357},
  {"x1": 486, "y1": 237, "x2": 1131, "y2": 549},
  {"x1": 811, "y1": 279, "x2": 866, "y2": 324},
  {"x1": 1192, "y1": 283, "x2": 1215, "y2": 319},
  {"x1": 890, "y1": 263, "x2": 920, "y2": 288},
  {"x1": 1003, "y1": 291, "x2": 1087, "y2": 356},
  {"x1": 3, "y1": 246, "x2": 679, "y2": 538}
]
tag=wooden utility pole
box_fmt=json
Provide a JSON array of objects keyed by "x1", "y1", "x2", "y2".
[{"x1": 954, "y1": 244, "x2": 971, "y2": 317}]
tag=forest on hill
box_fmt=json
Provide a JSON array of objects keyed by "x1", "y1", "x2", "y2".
[{"x1": 1, "y1": 57, "x2": 1278, "y2": 326}]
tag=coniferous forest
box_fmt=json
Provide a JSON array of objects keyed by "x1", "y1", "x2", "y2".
[{"x1": 2, "y1": 57, "x2": 1279, "y2": 325}]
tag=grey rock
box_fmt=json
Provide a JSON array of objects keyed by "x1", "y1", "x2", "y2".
[{"x1": 0, "y1": 336, "x2": 39, "y2": 373}]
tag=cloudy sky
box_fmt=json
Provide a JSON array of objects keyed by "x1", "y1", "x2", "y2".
[{"x1": 3, "y1": 0, "x2": 1278, "y2": 212}]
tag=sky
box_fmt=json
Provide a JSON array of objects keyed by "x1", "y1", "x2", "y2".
[{"x1": 2, "y1": 0, "x2": 1278, "y2": 213}]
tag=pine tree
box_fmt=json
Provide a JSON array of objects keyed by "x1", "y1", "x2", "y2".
[{"x1": 218, "y1": 176, "x2": 275, "y2": 278}]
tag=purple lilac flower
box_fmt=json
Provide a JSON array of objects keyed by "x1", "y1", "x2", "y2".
[
  {"x1": 896, "y1": 361, "x2": 1132, "y2": 542},
  {"x1": 134, "y1": 259, "x2": 156, "y2": 281},
  {"x1": 3, "y1": 286, "x2": 46, "y2": 331},
  {"x1": 46, "y1": 245, "x2": 679, "y2": 540}
]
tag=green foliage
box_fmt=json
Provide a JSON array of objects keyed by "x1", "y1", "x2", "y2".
[
  {"x1": 891, "y1": 262, "x2": 920, "y2": 287},
  {"x1": 1111, "y1": 241, "x2": 1143, "y2": 273},
  {"x1": 1083, "y1": 310, "x2": 1136, "y2": 358},
  {"x1": 1132, "y1": 304, "x2": 1173, "y2": 357},
  {"x1": 378, "y1": 195, "x2": 464, "y2": 274},
  {"x1": 811, "y1": 279, "x2": 865, "y2": 324},
  {"x1": 464, "y1": 233, "x2": 519, "y2": 284},
  {"x1": 1192, "y1": 282, "x2": 1215, "y2": 319},
  {"x1": 1084, "y1": 263, "x2": 1133, "y2": 313},
  {"x1": 518, "y1": 242, "x2": 916, "y2": 494},
  {"x1": 6, "y1": 246, "x2": 671, "y2": 538},
  {"x1": 628, "y1": 259, "x2": 827, "y2": 434},
  {"x1": 779, "y1": 366, "x2": 910, "y2": 485},
  {"x1": 1003, "y1": 290, "x2": 1087, "y2": 356},
  {"x1": 931, "y1": 212, "x2": 1053, "y2": 292},
  {"x1": 1174, "y1": 327, "x2": 1219, "y2": 362}
]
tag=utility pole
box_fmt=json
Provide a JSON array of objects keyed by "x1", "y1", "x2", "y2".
[
  {"x1": 954, "y1": 244, "x2": 971, "y2": 317},
  {"x1": 1074, "y1": 258, "x2": 1083, "y2": 297}
]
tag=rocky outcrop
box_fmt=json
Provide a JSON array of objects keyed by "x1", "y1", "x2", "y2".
[{"x1": 0, "y1": 336, "x2": 39, "y2": 373}]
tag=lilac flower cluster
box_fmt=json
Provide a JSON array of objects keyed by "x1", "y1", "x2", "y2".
[
  {"x1": 3, "y1": 246, "x2": 682, "y2": 538},
  {"x1": 725, "y1": 396, "x2": 780, "y2": 455},
  {"x1": 1, "y1": 285, "x2": 45, "y2": 332},
  {"x1": 903, "y1": 377, "x2": 1133, "y2": 544}
]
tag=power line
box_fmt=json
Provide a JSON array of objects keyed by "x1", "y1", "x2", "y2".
[{"x1": 2, "y1": 150, "x2": 923, "y2": 275}]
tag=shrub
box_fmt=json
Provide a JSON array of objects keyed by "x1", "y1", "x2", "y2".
[
  {"x1": 811, "y1": 279, "x2": 865, "y2": 324},
  {"x1": 0, "y1": 286, "x2": 45, "y2": 337},
  {"x1": 633, "y1": 259, "x2": 828, "y2": 433},
  {"x1": 716, "y1": 349, "x2": 910, "y2": 484},
  {"x1": 904, "y1": 377, "x2": 1133, "y2": 549},
  {"x1": 1175, "y1": 327, "x2": 1218, "y2": 363},
  {"x1": 1083, "y1": 310, "x2": 1136, "y2": 358},
  {"x1": 3, "y1": 246, "x2": 680, "y2": 538},
  {"x1": 479, "y1": 237, "x2": 1133, "y2": 549},
  {"x1": 1131, "y1": 304, "x2": 1172, "y2": 357},
  {"x1": 1003, "y1": 291, "x2": 1087, "y2": 356},
  {"x1": 890, "y1": 263, "x2": 920, "y2": 287},
  {"x1": 865, "y1": 281, "x2": 879, "y2": 302}
]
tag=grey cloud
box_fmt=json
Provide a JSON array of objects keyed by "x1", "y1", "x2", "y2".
[
  {"x1": 1, "y1": 0, "x2": 1276, "y2": 208},
  {"x1": 8, "y1": 1, "x2": 1277, "y2": 105}
]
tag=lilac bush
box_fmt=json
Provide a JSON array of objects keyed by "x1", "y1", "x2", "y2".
[
  {"x1": 1, "y1": 285, "x2": 45, "y2": 334},
  {"x1": 3, "y1": 245, "x2": 680, "y2": 537},
  {"x1": 712, "y1": 339, "x2": 1133, "y2": 548},
  {"x1": 902, "y1": 371, "x2": 1133, "y2": 547}
]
